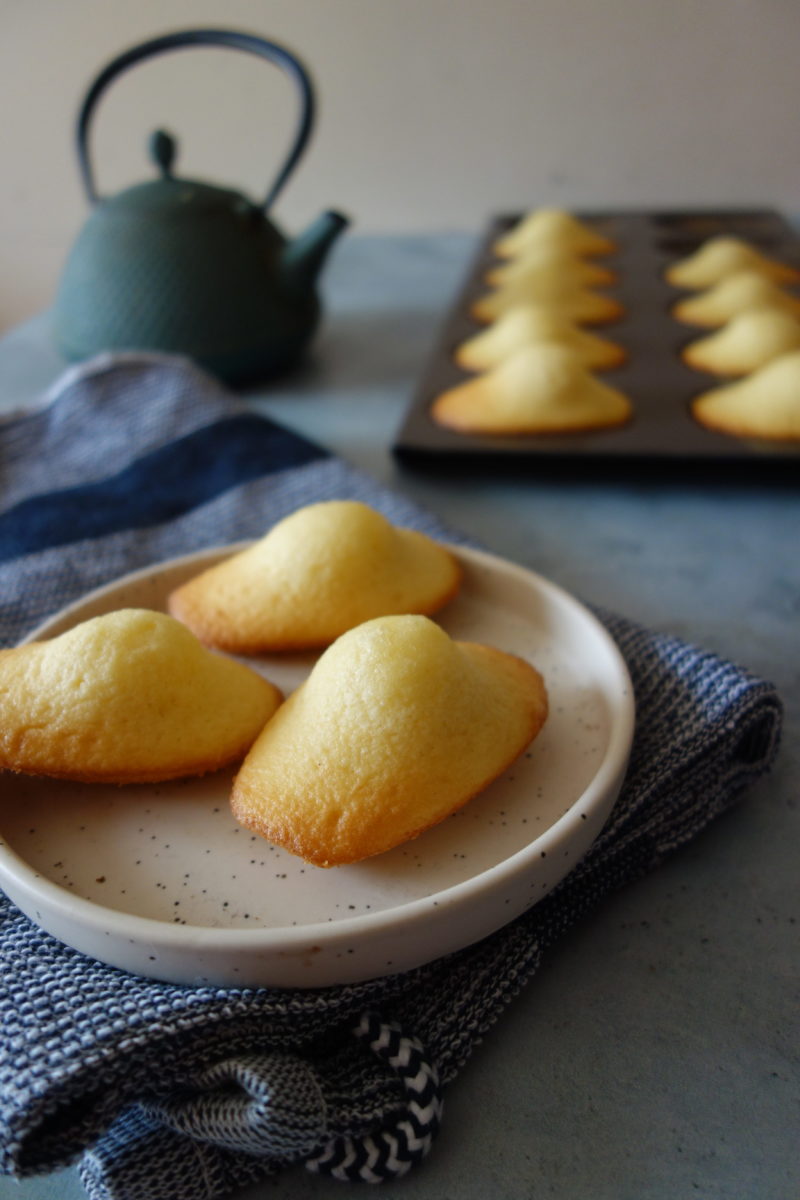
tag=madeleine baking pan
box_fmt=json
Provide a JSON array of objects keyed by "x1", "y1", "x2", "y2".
[{"x1": 392, "y1": 209, "x2": 800, "y2": 478}]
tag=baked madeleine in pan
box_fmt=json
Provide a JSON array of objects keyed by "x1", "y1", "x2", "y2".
[
  {"x1": 682, "y1": 308, "x2": 800, "y2": 377},
  {"x1": 485, "y1": 249, "x2": 616, "y2": 290},
  {"x1": 691, "y1": 350, "x2": 800, "y2": 441},
  {"x1": 454, "y1": 304, "x2": 626, "y2": 373},
  {"x1": 432, "y1": 344, "x2": 632, "y2": 435},
  {"x1": 471, "y1": 282, "x2": 623, "y2": 328},
  {"x1": 493, "y1": 208, "x2": 615, "y2": 260},
  {"x1": 666, "y1": 235, "x2": 800, "y2": 290},
  {"x1": 672, "y1": 270, "x2": 800, "y2": 328}
]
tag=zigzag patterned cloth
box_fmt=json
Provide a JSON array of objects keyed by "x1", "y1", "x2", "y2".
[{"x1": 0, "y1": 355, "x2": 783, "y2": 1200}]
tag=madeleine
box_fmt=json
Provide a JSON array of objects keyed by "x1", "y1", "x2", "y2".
[
  {"x1": 692, "y1": 350, "x2": 800, "y2": 441},
  {"x1": 666, "y1": 236, "x2": 800, "y2": 290},
  {"x1": 231, "y1": 615, "x2": 548, "y2": 866},
  {"x1": 682, "y1": 309, "x2": 800, "y2": 376},
  {"x1": 493, "y1": 208, "x2": 615, "y2": 259},
  {"x1": 0, "y1": 609, "x2": 282, "y2": 783},
  {"x1": 454, "y1": 304, "x2": 626, "y2": 373},
  {"x1": 168, "y1": 501, "x2": 462, "y2": 653},
  {"x1": 432, "y1": 344, "x2": 632, "y2": 435}
]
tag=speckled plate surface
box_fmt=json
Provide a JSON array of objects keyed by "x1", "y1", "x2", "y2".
[{"x1": 0, "y1": 544, "x2": 634, "y2": 988}]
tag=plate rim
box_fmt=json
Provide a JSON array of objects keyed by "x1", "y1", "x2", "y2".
[{"x1": 0, "y1": 543, "x2": 635, "y2": 963}]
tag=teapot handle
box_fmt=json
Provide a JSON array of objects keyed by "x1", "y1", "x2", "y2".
[{"x1": 75, "y1": 28, "x2": 315, "y2": 212}]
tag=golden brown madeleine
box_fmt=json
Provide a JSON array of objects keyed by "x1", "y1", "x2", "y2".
[
  {"x1": 454, "y1": 304, "x2": 626, "y2": 373},
  {"x1": 231, "y1": 615, "x2": 548, "y2": 866},
  {"x1": 0, "y1": 609, "x2": 282, "y2": 784},
  {"x1": 168, "y1": 501, "x2": 462, "y2": 653},
  {"x1": 493, "y1": 208, "x2": 616, "y2": 259},
  {"x1": 471, "y1": 280, "x2": 623, "y2": 327},
  {"x1": 691, "y1": 350, "x2": 800, "y2": 440},
  {"x1": 672, "y1": 270, "x2": 800, "y2": 328},
  {"x1": 432, "y1": 344, "x2": 632, "y2": 435},
  {"x1": 682, "y1": 308, "x2": 800, "y2": 376},
  {"x1": 485, "y1": 249, "x2": 616, "y2": 290},
  {"x1": 665, "y1": 235, "x2": 800, "y2": 289}
]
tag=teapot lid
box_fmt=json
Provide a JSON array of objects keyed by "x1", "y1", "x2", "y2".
[{"x1": 103, "y1": 129, "x2": 254, "y2": 216}]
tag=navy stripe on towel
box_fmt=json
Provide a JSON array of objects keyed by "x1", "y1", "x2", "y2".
[{"x1": 0, "y1": 415, "x2": 327, "y2": 563}]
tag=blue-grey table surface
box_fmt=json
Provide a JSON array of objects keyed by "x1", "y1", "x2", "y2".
[{"x1": 0, "y1": 234, "x2": 796, "y2": 1200}]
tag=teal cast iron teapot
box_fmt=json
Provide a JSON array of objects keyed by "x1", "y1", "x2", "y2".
[{"x1": 53, "y1": 29, "x2": 349, "y2": 384}]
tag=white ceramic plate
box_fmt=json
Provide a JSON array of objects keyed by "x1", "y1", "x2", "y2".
[{"x1": 0, "y1": 544, "x2": 634, "y2": 989}]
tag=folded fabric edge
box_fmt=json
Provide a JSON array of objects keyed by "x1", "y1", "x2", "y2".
[{"x1": 0, "y1": 351, "x2": 212, "y2": 427}]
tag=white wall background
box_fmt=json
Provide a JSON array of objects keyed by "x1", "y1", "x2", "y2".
[{"x1": 2, "y1": 0, "x2": 799, "y2": 328}]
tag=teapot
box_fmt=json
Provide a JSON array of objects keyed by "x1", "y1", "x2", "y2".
[{"x1": 52, "y1": 29, "x2": 350, "y2": 384}]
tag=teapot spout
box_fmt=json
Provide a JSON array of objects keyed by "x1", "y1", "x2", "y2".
[{"x1": 281, "y1": 210, "x2": 349, "y2": 294}]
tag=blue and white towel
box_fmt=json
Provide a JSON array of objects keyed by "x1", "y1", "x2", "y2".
[{"x1": 0, "y1": 356, "x2": 783, "y2": 1200}]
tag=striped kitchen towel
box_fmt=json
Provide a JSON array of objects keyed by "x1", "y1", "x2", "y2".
[{"x1": 0, "y1": 355, "x2": 783, "y2": 1200}]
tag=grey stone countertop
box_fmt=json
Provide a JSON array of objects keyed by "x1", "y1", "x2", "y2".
[{"x1": 0, "y1": 234, "x2": 796, "y2": 1200}]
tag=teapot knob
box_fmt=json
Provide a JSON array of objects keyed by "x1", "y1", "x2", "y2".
[{"x1": 149, "y1": 129, "x2": 177, "y2": 178}]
